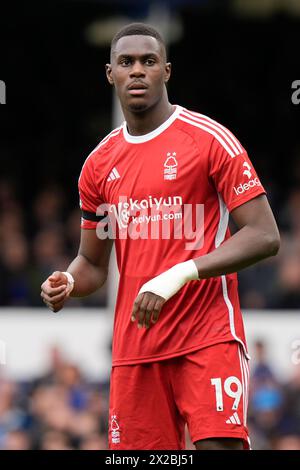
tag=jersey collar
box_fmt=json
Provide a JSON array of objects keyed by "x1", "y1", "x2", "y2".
[{"x1": 123, "y1": 105, "x2": 182, "y2": 144}]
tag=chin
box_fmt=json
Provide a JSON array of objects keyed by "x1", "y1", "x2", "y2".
[{"x1": 127, "y1": 99, "x2": 149, "y2": 113}]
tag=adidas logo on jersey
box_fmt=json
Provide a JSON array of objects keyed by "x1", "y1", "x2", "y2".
[
  {"x1": 226, "y1": 412, "x2": 241, "y2": 425},
  {"x1": 107, "y1": 167, "x2": 120, "y2": 182}
]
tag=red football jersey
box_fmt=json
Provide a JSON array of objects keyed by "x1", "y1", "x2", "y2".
[{"x1": 78, "y1": 105, "x2": 265, "y2": 366}]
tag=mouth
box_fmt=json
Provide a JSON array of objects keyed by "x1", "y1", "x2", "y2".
[{"x1": 127, "y1": 83, "x2": 148, "y2": 96}]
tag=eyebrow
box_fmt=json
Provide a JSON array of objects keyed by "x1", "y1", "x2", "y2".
[{"x1": 116, "y1": 52, "x2": 160, "y2": 60}]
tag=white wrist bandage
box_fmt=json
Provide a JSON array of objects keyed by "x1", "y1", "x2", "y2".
[
  {"x1": 62, "y1": 271, "x2": 75, "y2": 294},
  {"x1": 138, "y1": 260, "x2": 199, "y2": 301}
]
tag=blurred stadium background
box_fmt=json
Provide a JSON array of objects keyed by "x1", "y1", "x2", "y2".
[{"x1": 0, "y1": 0, "x2": 300, "y2": 450}]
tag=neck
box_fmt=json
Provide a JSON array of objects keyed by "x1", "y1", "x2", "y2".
[{"x1": 122, "y1": 93, "x2": 175, "y2": 136}]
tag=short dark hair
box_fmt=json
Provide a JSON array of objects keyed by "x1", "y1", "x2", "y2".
[{"x1": 111, "y1": 22, "x2": 166, "y2": 59}]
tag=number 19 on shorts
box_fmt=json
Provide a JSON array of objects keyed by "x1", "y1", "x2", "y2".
[{"x1": 211, "y1": 376, "x2": 242, "y2": 411}]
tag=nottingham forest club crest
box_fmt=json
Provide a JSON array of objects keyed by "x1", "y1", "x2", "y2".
[
  {"x1": 164, "y1": 152, "x2": 178, "y2": 180},
  {"x1": 110, "y1": 414, "x2": 121, "y2": 444}
]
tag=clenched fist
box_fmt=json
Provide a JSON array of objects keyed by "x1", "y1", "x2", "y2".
[
  {"x1": 131, "y1": 291, "x2": 166, "y2": 329},
  {"x1": 41, "y1": 271, "x2": 72, "y2": 313}
]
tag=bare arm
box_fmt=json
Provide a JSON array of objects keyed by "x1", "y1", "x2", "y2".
[
  {"x1": 68, "y1": 229, "x2": 113, "y2": 297},
  {"x1": 193, "y1": 194, "x2": 280, "y2": 277},
  {"x1": 41, "y1": 230, "x2": 113, "y2": 312}
]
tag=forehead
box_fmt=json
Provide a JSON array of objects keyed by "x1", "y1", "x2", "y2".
[{"x1": 113, "y1": 35, "x2": 163, "y2": 57}]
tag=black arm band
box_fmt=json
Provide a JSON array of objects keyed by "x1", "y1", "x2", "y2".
[{"x1": 81, "y1": 210, "x2": 106, "y2": 222}]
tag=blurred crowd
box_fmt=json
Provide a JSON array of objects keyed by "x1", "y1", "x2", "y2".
[
  {"x1": 0, "y1": 346, "x2": 109, "y2": 450},
  {"x1": 0, "y1": 341, "x2": 299, "y2": 450},
  {"x1": 0, "y1": 180, "x2": 108, "y2": 308},
  {"x1": 0, "y1": 178, "x2": 299, "y2": 309},
  {"x1": 247, "y1": 340, "x2": 300, "y2": 450},
  {"x1": 237, "y1": 179, "x2": 300, "y2": 309}
]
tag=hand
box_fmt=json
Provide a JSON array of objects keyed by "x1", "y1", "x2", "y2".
[
  {"x1": 41, "y1": 271, "x2": 70, "y2": 313},
  {"x1": 131, "y1": 291, "x2": 166, "y2": 329}
]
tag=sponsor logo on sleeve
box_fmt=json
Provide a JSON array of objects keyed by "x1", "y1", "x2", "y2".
[{"x1": 233, "y1": 161, "x2": 261, "y2": 195}]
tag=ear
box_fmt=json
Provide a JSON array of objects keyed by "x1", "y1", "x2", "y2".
[
  {"x1": 164, "y1": 62, "x2": 172, "y2": 83},
  {"x1": 105, "y1": 64, "x2": 114, "y2": 85}
]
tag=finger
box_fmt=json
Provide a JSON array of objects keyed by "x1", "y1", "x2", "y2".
[
  {"x1": 49, "y1": 271, "x2": 67, "y2": 287},
  {"x1": 137, "y1": 293, "x2": 152, "y2": 329},
  {"x1": 52, "y1": 301, "x2": 65, "y2": 313},
  {"x1": 41, "y1": 290, "x2": 68, "y2": 305},
  {"x1": 42, "y1": 299, "x2": 54, "y2": 311},
  {"x1": 131, "y1": 293, "x2": 144, "y2": 322},
  {"x1": 49, "y1": 271, "x2": 63, "y2": 281},
  {"x1": 42, "y1": 284, "x2": 67, "y2": 297},
  {"x1": 43, "y1": 297, "x2": 64, "y2": 313},
  {"x1": 151, "y1": 298, "x2": 165, "y2": 324},
  {"x1": 143, "y1": 296, "x2": 157, "y2": 329}
]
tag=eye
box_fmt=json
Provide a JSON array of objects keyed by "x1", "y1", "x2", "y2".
[
  {"x1": 120, "y1": 58, "x2": 131, "y2": 66},
  {"x1": 145, "y1": 58, "x2": 155, "y2": 66}
]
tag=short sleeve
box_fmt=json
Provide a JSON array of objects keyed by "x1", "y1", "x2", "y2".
[
  {"x1": 78, "y1": 156, "x2": 104, "y2": 229},
  {"x1": 209, "y1": 137, "x2": 266, "y2": 212}
]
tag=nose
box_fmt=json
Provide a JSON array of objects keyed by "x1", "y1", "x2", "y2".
[{"x1": 129, "y1": 60, "x2": 145, "y2": 78}]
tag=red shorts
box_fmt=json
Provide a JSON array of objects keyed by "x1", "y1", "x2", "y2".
[{"x1": 108, "y1": 341, "x2": 250, "y2": 450}]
